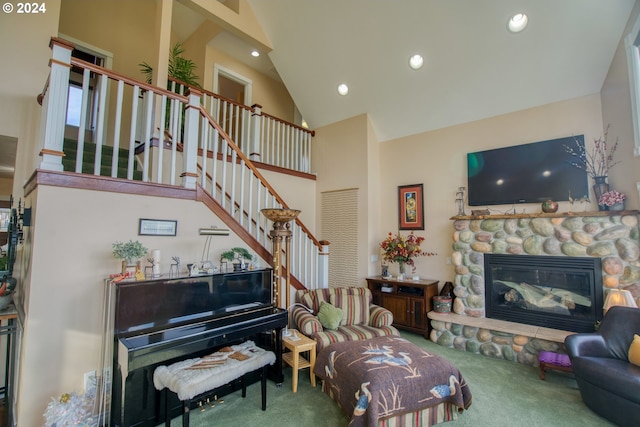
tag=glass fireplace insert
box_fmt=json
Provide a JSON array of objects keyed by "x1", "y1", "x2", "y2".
[{"x1": 484, "y1": 254, "x2": 603, "y2": 333}]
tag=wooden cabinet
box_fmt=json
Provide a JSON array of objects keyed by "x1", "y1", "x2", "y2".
[{"x1": 366, "y1": 276, "x2": 438, "y2": 338}]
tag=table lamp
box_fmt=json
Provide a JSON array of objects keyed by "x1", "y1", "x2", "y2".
[{"x1": 603, "y1": 289, "x2": 638, "y2": 313}]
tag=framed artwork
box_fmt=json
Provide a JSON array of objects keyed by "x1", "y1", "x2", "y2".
[
  {"x1": 398, "y1": 184, "x2": 424, "y2": 230},
  {"x1": 138, "y1": 218, "x2": 177, "y2": 236}
]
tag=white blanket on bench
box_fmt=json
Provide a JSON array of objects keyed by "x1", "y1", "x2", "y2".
[{"x1": 153, "y1": 341, "x2": 275, "y2": 401}]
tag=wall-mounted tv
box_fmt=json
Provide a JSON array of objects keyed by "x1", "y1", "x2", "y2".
[{"x1": 467, "y1": 135, "x2": 588, "y2": 206}]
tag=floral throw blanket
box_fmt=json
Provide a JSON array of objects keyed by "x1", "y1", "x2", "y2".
[{"x1": 313, "y1": 336, "x2": 472, "y2": 427}]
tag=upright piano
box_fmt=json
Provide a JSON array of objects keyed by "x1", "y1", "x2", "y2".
[{"x1": 108, "y1": 268, "x2": 286, "y2": 427}]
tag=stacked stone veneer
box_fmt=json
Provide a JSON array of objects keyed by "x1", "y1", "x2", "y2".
[{"x1": 429, "y1": 212, "x2": 640, "y2": 367}]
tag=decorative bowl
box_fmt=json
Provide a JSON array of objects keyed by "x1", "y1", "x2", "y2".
[{"x1": 260, "y1": 208, "x2": 301, "y2": 223}]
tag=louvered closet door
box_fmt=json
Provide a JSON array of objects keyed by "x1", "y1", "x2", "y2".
[{"x1": 321, "y1": 188, "x2": 359, "y2": 288}]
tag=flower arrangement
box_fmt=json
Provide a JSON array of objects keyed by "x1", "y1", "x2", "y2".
[
  {"x1": 380, "y1": 231, "x2": 433, "y2": 273},
  {"x1": 598, "y1": 190, "x2": 626, "y2": 207},
  {"x1": 564, "y1": 125, "x2": 620, "y2": 178},
  {"x1": 112, "y1": 240, "x2": 148, "y2": 261}
]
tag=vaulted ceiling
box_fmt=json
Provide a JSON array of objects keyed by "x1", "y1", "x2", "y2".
[{"x1": 238, "y1": 0, "x2": 635, "y2": 142}]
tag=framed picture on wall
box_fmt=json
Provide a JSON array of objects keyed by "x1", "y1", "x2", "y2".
[{"x1": 398, "y1": 184, "x2": 424, "y2": 230}]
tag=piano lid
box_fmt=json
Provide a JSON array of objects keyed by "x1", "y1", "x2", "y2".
[{"x1": 114, "y1": 269, "x2": 274, "y2": 337}]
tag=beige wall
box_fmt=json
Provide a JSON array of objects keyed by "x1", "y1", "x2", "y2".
[
  {"x1": 312, "y1": 114, "x2": 374, "y2": 284},
  {"x1": 601, "y1": 1, "x2": 640, "y2": 208},
  {"x1": 376, "y1": 95, "x2": 605, "y2": 287},
  {"x1": 0, "y1": 0, "x2": 59, "y2": 200},
  {"x1": 313, "y1": 95, "x2": 604, "y2": 288},
  {"x1": 0, "y1": 178, "x2": 12, "y2": 198},
  {"x1": 59, "y1": 0, "x2": 158, "y2": 80},
  {"x1": 203, "y1": 44, "x2": 296, "y2": 122},
  {"x1": 260, "y1": 170, "x2": 316, "y2": 233}
]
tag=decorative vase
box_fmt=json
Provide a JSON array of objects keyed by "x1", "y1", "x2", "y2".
[
  {"x1": 592, "y1": 176, "x2": 609, "y2": 211},
  {"x1": 541, "y1": 200, "x2": 559, "y2": 213},
  {"x1": 122, "y1": 259, "x2": 140, "y2": 275},
  {"x1": 381, "y1": 262, "x2": 389, "y2": 277},
  {"x1": 398, "y1": 262, "x2": 406, "y2": 279},
  {"x1": 610, "y1": 202, "x2": 625, "y2": 211}
]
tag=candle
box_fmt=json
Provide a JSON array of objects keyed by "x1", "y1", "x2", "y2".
[{"x1": 152, "y1": 249, "x2": 160, "y2": 276}]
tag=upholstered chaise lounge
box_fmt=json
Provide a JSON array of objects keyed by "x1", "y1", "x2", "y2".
[
  {"x1": 565, "y1": 306, "x2": 640, "y2": 427},
  {"x1": 290, "y1": 287, "x2": 399, "y2": 351}
]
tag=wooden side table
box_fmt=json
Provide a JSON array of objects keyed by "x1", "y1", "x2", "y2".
[
  {"x1": 366, "y1": 276, "x2": 439, "y2": 338},
  {"x1": 282, "y1": 330, "x2": 316, "y2": 393}
]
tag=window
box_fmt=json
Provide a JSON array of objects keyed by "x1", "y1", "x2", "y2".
[{"x1": 65, "y1": 49, "x2": 103, "y2": 129}]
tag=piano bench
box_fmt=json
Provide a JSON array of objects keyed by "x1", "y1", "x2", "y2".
[
  {"x1": 153, "y1": 341, "x2": 276, "y2": 427},
  {"x1": 162, "y1": 364, "x2": 269, "y2": 427}
]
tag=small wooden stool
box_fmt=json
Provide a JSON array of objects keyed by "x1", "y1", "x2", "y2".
[
  {"x1": 538, "y1": 351, "x2": 573, "y2": 380},
  {"x1": 282, "y1": 330, "x2": 317, "y2": 393}
]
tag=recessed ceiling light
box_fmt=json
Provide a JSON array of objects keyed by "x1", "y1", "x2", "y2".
[
  {"x1": 409, "y1": 54, "x2": 424, "y2": 70},
  {"x1": 251, "y1": 50, "x2": 260, "y2": 57},
  {"x1": 507, "y1": 13, "x2": 528, "y2": 33},
  {"x1": 337, "y1": 83, "x2": 349, "y2": 96}
]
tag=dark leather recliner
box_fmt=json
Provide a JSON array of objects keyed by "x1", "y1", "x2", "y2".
[{"x1": 565, "y1": 306, "x2": 640, "y2": 427}]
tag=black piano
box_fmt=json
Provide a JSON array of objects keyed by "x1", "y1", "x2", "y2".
[{"x1": 109, "y1": 268, "x2": 286, "y2": 426}]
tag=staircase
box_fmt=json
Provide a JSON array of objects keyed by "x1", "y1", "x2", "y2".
[
  {"x1": 62, "y1": 139, "x2": 143, "y2": 180},
  {"x1": 39, "y1": 37, "x2": 328, "y2": 291}
]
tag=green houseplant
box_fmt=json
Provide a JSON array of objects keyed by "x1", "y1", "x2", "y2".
[
  {"x1": 139, "y1": 42, "x2": 201, "y2": 88},
  {"x1": 112, "y1": 240, "x2": 149, "y2": 263},
  {"x1": 139, "y1": 42, "x2": 201, "y2": 141},
  {"x1": 220, "y1": 247, "x2": 252, "y2": 271}
]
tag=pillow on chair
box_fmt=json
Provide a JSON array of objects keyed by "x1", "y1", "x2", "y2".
[
  {"x1": 317, "y1": 301, "x2": 343, "y2": 330},
  {"x1": 629, "y1": 334, "x2": 640, "y2": 367}
]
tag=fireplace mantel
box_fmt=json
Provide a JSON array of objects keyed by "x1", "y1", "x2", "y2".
[{"x1": 451, "y1": 210, "x2": 639, "y2": 221}]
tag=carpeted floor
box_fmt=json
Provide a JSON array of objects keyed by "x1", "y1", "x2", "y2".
[{"x1": 162, "y1": 331, "x2": 614, "y2": 427}]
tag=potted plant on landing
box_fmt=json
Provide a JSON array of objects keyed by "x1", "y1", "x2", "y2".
[
  {"x1": 139, "y1": 42, "x2": 201, "y2": 88},
  {"x1": 139, "y1": 42, "x2": 201, "y2": 142},
  {"x1": 112, "y1": 240, "x2": 149, "y2": 275},
  {"x1": 220, "y1": 247, "x2": 253, "y2": 272}
]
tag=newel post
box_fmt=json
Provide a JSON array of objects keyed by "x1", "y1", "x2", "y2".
[
  {"x1": 317, "y1": 240, "x2": 330, "y2": 289},
  {"x1": 250, "y1": 104, "x2": 263, "y2": 162},
  {"x1": 38, "y1": 37, "x2": 74, "y2": 171},
  {"x1": 181, "y1": 88, "x2": 202, "y2": 189}
]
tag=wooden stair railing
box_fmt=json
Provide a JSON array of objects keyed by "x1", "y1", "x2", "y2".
[{"x1": 37, "y1": 37, "x2": 328, "y2": 290}]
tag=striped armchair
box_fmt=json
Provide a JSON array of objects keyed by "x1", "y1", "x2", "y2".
[{"x1": 290, "y1": 287, "x2": 399, "y2": 352}]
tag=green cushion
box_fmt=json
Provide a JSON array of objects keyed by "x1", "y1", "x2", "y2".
[{"x1": 317, "y1": 301, "x2": 343, "y2": 330}]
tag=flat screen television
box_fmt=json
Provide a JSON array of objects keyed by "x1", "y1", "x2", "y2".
[{"x1": 467, "y1": 135, "x2": 588, "y2": 206}]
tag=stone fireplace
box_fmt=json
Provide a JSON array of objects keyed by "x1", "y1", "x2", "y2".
[{"x1": 428, "y1": 211, "x2": 639, "y2": 367}]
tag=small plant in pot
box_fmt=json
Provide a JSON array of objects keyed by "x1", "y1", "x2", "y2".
[
  {"x1": 112, "y1": 240, "x2": 149, "y2": 274},
  {"x1": 220, "y1": 247, "x2": 252, "y2": 271}
]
